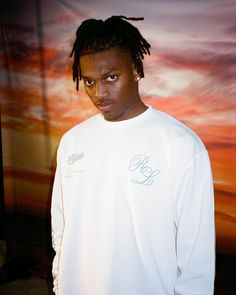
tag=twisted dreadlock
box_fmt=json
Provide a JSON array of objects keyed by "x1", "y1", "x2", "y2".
[{"x1": 70, "y1": 15, "x2": 151, "y2": 90}]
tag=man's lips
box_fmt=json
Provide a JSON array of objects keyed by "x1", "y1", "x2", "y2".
[{"x1": 95, "y1": 100, "x2": 114, "y2": 112}]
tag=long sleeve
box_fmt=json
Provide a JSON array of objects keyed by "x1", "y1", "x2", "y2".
[
  {"x1": 51, "y1": 146, "x2": 64, "y2": 294},
  {"x1": 173, "y1": 149, "x2": 215, "y2": 295}
]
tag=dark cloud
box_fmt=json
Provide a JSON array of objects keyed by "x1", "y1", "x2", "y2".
[
  {"x1": 225, "y1": 24, "x2": 236, "y2": 37},
  {"x1": 201, "y1": 40, "x2": 236, "y2": 50},
  {"x1": 0, "y1": 19, "x2": 36, "y2": 49},
  {"x1": 206, "y1": 142, "x2": 236, "y2": 149}
]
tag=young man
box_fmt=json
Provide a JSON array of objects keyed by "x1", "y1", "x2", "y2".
[{"x1": 51, "y1": 16, "x2": 215, "y2": 295}]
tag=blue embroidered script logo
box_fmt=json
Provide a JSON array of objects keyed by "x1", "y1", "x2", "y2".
[{"x1": 128, "y1": 154, "x2": 160, "y2": 185}]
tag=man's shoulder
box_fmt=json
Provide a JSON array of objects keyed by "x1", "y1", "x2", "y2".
[
  {"x1": 151, "y1": 108, "x2": 206, "y2": 152},
  {"x1": 61, "y1": 113, "x2": 100, "y2": 142}
]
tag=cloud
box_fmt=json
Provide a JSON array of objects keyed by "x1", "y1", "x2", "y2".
[
  {"x1": 144, "y1": 43, "x2": 236, "y2": 104},
  {"x1": 0, "y1": 41, "x2": 69, "y2": 81},
  {"x1": 43, "y1": 4, "x2": 87, "y2": 25},
  {"x1": 225, "y1": 24, "x2": 236, "y2": 37}
]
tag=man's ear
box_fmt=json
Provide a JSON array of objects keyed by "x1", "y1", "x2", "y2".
[
  {"x1": 133, "y1": 66, "x2": 141, "y2": 82},
  {"x1": 134, "y1": 73, "x2": 141, "y2": 82}
]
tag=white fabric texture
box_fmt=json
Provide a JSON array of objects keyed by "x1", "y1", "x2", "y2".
[{"x1": 51, "y1": 106, "x2": 215, "y2": 295}]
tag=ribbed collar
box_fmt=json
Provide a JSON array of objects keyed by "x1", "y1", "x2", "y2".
[{"x1": 99, "y1": 105, "x2": 154, "y2": 129}]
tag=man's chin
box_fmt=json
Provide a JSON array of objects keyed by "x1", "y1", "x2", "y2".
[
  {"x1": 102, "y1": 111, "x2": 120, "y2": 122},
  {"x1": 102, "y1": 114, "x2": 116, "y2": 122}
]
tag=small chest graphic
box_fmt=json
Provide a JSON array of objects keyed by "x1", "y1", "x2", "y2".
[{"x1": 67, "y1": 153, "x2": 84, "y2": 166}]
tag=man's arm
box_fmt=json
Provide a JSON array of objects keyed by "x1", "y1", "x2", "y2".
[
  {"x1": 51, "y1": 146, "x2": 64, "y2": 295},
  {"x1": 173, "y1": 150, "x2": 215, "y2": 295}
]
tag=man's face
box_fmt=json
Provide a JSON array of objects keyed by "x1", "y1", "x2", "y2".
[{"x1": 79, "y1": 48, "x2": 141, "y2": 121}]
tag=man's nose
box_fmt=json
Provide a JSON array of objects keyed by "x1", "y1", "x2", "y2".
[{"x1": 94, "y1": 81, "x2": 108, "y2": 99}]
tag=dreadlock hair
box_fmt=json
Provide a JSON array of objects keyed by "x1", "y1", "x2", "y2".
[{"x1": 70, "y1": 15, "x2": 151, "y2": 90}]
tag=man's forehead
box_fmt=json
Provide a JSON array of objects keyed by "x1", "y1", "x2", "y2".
[{"x1": 79, "y1": 48, "x2": 132, "y2": 76}]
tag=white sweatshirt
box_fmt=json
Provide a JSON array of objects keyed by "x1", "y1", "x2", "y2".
[{"x1": 51, "y1": 106, "x2": 215, "y2": 295}]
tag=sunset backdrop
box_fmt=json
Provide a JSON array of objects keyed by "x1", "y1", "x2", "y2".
[{"x1": 1, "y1": 0, "x2": 236, "y2": 255}]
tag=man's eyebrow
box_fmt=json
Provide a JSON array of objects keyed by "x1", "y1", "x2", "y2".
[
  {"x1": 102, "y1": 70, "x2": 118, "y2": 76},
  {"x1": 81, "y1": 75, "x2": 91, "y2": 80}
]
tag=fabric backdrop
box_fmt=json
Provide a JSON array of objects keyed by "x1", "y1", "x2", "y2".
[{"x1": 1, "y1": 0, "x2": 235, "y2": 257}]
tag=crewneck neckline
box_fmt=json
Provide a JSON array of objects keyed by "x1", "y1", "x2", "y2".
[{"x1": 99, "y1": 105, "x2": 154, "y2": 129}]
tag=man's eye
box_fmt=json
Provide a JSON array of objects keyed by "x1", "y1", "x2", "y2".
[
  {"x1": 84, "y1": 80, "x2": 94, "y2": 86},
  {"x1": 106, "y1": 75, "x2": 117, "y2": 82}
]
